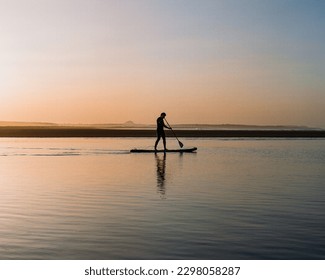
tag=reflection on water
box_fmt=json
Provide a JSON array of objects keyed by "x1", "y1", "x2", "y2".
[
  {"x1": 155, "y1": 153, "x2": 166, "y2": 199},
  {"x1": 0, "y1": 138, "x2": 324, "y2": 259}
]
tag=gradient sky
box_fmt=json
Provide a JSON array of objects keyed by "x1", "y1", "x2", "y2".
[{"x1": 1, "y1": 0, "x2": 325, "y2": 127}]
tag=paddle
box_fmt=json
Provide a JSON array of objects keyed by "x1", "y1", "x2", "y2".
[{"x1": 165, "y1": 119, "x2": 184, "y2": 148}]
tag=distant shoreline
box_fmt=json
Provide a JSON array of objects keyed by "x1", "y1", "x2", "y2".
[{"x1": 0, "y1": 126, "x2": 324, "y2": 138}]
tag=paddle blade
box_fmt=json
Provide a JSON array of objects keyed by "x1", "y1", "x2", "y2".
[{"x1": 178, "y1": 141, "x2": 184, "y2": 148}]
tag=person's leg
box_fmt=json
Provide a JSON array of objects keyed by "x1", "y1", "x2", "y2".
[
  {"x1": 162, "y1": 134, "x2": 167, "y2": 150},
  {"x1": 155, "y1": 134, "x2": 161, "y2": 150}
]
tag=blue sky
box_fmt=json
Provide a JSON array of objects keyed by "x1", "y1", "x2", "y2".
[{"x1": 1, "y1": 0, "x2": 324, "y2": 127}]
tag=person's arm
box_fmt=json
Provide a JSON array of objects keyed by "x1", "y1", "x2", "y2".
[{"x1": 163, "y1": 122, "x2": 171, "y2": 129}]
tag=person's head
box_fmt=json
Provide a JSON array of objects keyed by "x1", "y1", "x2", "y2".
[{"x1": 161, "y1": 112, "x2": 166, "y2": 118}]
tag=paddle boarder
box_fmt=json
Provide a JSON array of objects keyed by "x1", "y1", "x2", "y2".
[{"x1": 154, "y1": 112, "x2": 171, "y2": 151}]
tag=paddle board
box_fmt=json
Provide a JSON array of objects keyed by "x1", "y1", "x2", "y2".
[{"x1": 130, "y1": 147, "x2": 197, "y2": 153}]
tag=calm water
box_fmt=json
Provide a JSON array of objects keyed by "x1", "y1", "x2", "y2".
[{"x1": 0, "y1": 138, "x2": 324, "y2": 259}]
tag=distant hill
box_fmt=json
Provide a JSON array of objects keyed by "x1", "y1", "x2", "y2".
[
  {"x1": 0, "y1": 121, "x2": 321, "y2": 130},
  {"x1": 95, "y1": 122, "x2": 321, "y2": 130},
  {"x1": 0, "y1": 121, "x2": 57, "y2": 127},
  {"x1": 170, "y1": 124, "x2": 320, "y2": 130}
]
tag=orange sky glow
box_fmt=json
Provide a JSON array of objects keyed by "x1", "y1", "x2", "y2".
[{"x1": 1, "y1": 1, "x2": 324, "y2": 127}]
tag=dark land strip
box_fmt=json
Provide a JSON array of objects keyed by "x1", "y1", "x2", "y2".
[{"x1": 0, "y1": 127, "x2": 324, "y2": 138}]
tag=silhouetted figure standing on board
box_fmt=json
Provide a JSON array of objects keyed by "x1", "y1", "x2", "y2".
[{"x1": 154, "y1": 112, "x2": 171, "y2": 151}]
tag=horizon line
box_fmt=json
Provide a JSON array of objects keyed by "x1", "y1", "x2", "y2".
[{"x1": 0, "y1": 120, "x2": 323, "y2": 130}]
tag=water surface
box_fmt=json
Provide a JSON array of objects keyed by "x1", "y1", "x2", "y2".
[{"x1": 0, "y1": 138, "x2": 324, "y2": 259}]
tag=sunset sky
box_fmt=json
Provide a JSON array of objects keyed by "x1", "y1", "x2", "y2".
[{"x1": 1, "y1": 0, "x2": 325, "y2": 127}]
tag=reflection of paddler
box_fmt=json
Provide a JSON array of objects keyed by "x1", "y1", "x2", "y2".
[
  {"x1": 154, "y1": 112, "x2": 171, "y2": 152},
  {"x1": 155, "y1": 153, "x2": 166, "y2": 198}
]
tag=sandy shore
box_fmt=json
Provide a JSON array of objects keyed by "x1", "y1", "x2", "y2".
[{"x1": 0, "y1": 126, "x2": 324, "y2": 138}]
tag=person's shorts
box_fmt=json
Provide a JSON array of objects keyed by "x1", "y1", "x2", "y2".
[{"x1": 157, "y1": 130, "x2": 165, "y2": 138}]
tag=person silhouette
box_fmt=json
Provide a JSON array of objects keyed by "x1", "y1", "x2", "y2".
[{"x1": 154, "y1": 112, "x2": 171, "y2": 151}]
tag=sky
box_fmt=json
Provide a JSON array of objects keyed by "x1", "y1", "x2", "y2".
[{"x1": 1, "y1": 0, "x2": 325, "y2": 127}]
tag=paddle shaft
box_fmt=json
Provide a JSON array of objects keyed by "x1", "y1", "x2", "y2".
[{"x1": 165, "y1": 119, "x2": 184, "y2": 148}]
